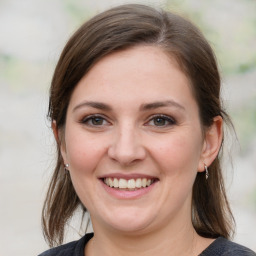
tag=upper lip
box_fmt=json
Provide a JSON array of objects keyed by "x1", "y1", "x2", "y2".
[{"x1": 98, "y1": 173, "x2": 158, "y2": 180}]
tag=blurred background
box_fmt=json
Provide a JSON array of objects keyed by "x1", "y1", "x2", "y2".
[{"x1": 0, "y1": 0, "x2": 255, "y2": 255}]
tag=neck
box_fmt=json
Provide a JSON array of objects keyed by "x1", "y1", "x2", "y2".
[{"x1": 86, "y1": 217, "x2": 207, "y2": 256}]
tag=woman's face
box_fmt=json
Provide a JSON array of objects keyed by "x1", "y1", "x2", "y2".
[{"x1": 61, "y1": 46, "x2": 208, "y2": 234}]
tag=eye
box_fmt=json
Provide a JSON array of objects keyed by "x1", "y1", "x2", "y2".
[
  {"x1": 81, "y1": 115, "x2": 110, "y2": 126},
  {"x1": 146, "y1": 115, "x2": 176, "y2": 127}
]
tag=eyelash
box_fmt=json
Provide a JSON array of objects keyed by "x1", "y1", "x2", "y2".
[
  {"x1": 146, "y1": 114, "x2": 176, "y2": 127},
  {"x1": 80, "y1": 114, "x2": 110, "y2": 127},
  {"x1": 80, "y1": 114, "x2": 176, "y2": 128}
]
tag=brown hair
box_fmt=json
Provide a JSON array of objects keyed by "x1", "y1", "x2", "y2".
[{"x1": 42, "y1": 4, "x2": 235, "y2": 247}]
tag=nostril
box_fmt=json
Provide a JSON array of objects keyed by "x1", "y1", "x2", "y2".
[{"x1": 107, "y1": 140, "x2": 147, "y2": 166}]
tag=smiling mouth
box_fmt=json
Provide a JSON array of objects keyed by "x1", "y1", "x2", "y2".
[{"x1": 103, "y1": 177, "x2": 157, "y2": 190}]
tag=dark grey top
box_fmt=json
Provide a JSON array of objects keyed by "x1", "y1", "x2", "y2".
[{"x1": 39, "y1": 233, "x2": 256, "y2": 256}]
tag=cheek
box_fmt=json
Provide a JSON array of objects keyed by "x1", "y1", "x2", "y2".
[
  {"x1": 64, "y1": 128, "x2": 107, "y2": 175},
  {"x1": 63, "y1": 129, "x2": 108, "y2": 209},
  {"x1": 150, "y1": 131, "x2": 203, "y2": 175}
]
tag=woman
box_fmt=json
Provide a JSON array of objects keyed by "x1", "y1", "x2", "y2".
[{"x1": 39, "y1": 4, "x2": 256, "y2": 256}]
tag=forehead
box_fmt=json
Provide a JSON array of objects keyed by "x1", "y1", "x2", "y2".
[
  {"x1": 87, "y1": 45, "x2": 183, "y2": 79},
  {"x1": 68, "y1": 45, "x2": 197, "y2": 111}
]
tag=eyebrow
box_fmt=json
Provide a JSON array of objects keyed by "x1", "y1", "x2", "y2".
[
  {"x1": 73, "y1": 101, "x2": 112, "y2": 112},
  {"x1": 73, "y1": 100, "x2": 185, "y2": 112},
  {"x1": 140, "y1": 100, "x2": 185, "y2": 111}
]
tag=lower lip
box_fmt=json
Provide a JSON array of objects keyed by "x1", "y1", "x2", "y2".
[{"x1": 101, "y1": 180, "x2": 158, "y2": 199}]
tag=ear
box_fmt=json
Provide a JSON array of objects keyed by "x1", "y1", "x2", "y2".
[
  {"x1": 52, "y1": 120, "x2": 68, "y2": 164},
  {"x1": 198, "y1": 116, "x2": 223, "y2": 172}
]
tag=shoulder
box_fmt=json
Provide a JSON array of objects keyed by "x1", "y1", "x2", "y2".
[
  {"x1": 38, "y1": 233, "x2": 94, "y2": 256},
  {"x1": 200, "y1": 237, "x2": 256, "y2": 256},
  {"x1": 38, "y1": 240, "x2": 79, "y2": 256}
]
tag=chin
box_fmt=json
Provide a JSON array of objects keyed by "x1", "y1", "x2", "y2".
[
  {"x1": 93, "y1": 207, "x2": 157, "y2": 234},
  {"x1": 108, "y1": 220, "x2": 153, "y2": 234}
]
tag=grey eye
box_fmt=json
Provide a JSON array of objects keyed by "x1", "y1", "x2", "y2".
[
  {"x1": 153, "y1": 117, "x2": 168, "y2": 126},
  {"x1": 91, "y1": 117, "x2": 104, "y2": 125},
  {"x1": 147, "y1": 115, "x2": 175, "y2": 127},
  {"x1": 81, "y1": 115, "x2": 109, "y2": 126}
]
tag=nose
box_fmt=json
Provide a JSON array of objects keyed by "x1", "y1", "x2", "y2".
[{"x1": 108, "y1": 125, "x2": 146, "y2": 166}]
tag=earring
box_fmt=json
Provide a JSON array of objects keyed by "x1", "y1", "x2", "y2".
[
  {"x1": 64, "y1": 163, "x2": 69, "y2": 172},
  {"x1": 204, "y1": 164, "x2": 209, "y2": 180}
]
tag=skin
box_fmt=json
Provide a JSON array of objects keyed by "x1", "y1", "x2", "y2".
[{"x1": 57, "y1": 46, "x2": 223, "y2": 256}]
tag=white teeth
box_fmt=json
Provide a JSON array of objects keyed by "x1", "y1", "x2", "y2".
[
  {"x1": 135, "y1": 178, "x2": 142, "y2": 188},
  {"x1": 113, "y1": 178, "x2": 119, "y2": 188},
  {"x1": 109, "y1": 178, "x2": 113, "y2": 187},
  {"x1": 104, "y1": 177, "x2": 154, "y2": 189},
  {"x1": 127, "y1": 179, "x2": 135, "y2": 189},
  {"x1": 119, "y1": 178, "x2": 127, "y2": 188},
  {"x1": 142, "y1": 178, "x2": 147, "y2": 188}
]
